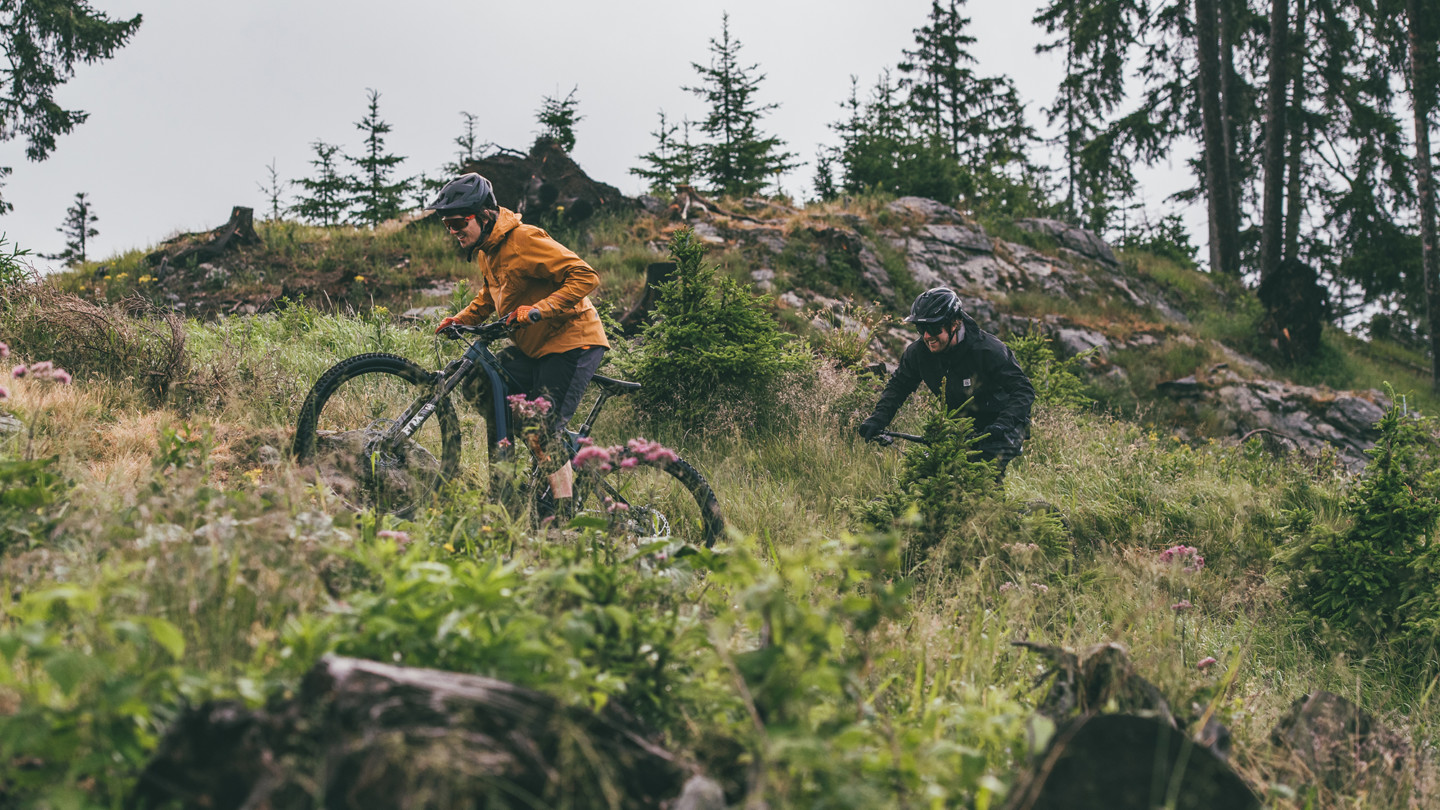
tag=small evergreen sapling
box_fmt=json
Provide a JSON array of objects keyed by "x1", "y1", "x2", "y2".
[
  {"x1": 1279, "y1": 391, "x2": 1440, "y2": 653},
  {"x1": 347, "y1": 88, "x2": 414, "y2": 227},
  {"x1": 534, "y1": 86, "x2": 583, "y2": 153},
  {"x1": 256, "y1": 158, "x2": 287, "y2": 221},
  {"x1": 290, "y1": 140, "x2": 348, "y2": 227},
  {"x1": 625, "y1": 227, "x2": 809, "y2": 425},
  {"x1": 51, "y1": 192, "x2": 98, "y2": 266},
  {"x1": 630, "y1": 110, "x2": 703, "y2": 196}
]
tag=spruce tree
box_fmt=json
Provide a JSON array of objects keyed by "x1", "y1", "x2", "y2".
[
  {"x1": 1033, "y1": 0, "x2": 1145, "y2": 230},
  {"x1": 898, "y1": 1, "x2": 1036, "y2": 183},
  {"x1": 535, "y1": 86, "x2": 583, "y2": 153},
  {"x1": 347, "y1": 88, "x2": 414, "y2": 227},
  {"x1": 0, "y1": 0, "x2": 142, "y2": 212},
  {"x1": 290, "y1": 140, "x2": 348, "y2": 227},
  {"x1": 51, "y1": 191, "x2": 97, "y2": 265},
  {"x1": 630, "y1": 110, "x2": 703, "y2": 195},
  {"x1": 685, "y1": 13, "x2": 798, "y2": 197}
]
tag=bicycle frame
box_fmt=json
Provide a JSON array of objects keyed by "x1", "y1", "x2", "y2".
[{"x1": 377, "y1": 321, "x2": 620, "y2": 466}]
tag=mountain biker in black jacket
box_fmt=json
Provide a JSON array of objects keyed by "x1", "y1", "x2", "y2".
[{"x1": 858, "y1": 287, "x2": 1036, "y2": 477}]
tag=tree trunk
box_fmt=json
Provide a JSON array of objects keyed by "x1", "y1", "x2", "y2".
[
  {"x1": 1409, "y1": 0, "x2": 1440, "y2": 392},
  {"x1": 1260, "y1": 0, "x2": 1290, "y2": 283},
  {"x1": 1220, "y1": 0, "x2": 1245, "y2": 252},
  {"x1": 1283, "y1": 0, "x2": 1308, "y2": 261},
  {"x1": 1196, "y1": 0, "x2": 1241, "y2": 276}
]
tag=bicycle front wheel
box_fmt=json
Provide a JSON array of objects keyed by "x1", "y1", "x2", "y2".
[
  {"x1": 293, "y1": 353, "x2": 462, "y2": 517},
  {"x1": 578, "y1": 453, "x2": 725, "y2": 548}
]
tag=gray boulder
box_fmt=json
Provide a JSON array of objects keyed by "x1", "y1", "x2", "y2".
[{"x1": 1014, "y1": 218, "x2": 1119, "y2": 266}]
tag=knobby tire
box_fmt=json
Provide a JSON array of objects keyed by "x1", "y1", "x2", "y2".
[{"x1": 293, "y1": 353, "x2": 462, "y2": 516}]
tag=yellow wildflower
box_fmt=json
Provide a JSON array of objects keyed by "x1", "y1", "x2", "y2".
[{"x1": 354, "y1": 275, "x2": 366, "y2": 283}]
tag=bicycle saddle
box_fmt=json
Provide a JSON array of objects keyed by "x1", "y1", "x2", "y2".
[{"x1": 592, "y1": 374, "x2": 642, "y2": 394}]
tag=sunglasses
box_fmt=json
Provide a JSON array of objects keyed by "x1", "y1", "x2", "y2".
[
  {"x1": 918, "y1": 322, "x2": 949, "y2": 337},
  {"x1": 442, "y1": 214, "x2": 476, "y2": 232}
]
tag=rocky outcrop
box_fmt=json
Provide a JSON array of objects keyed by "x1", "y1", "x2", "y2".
[
  {"x1": 1157, "y1": 366, "x2": 1390, "y2": 471},
  {"x1": 1014, "y1": 217, "x2": 1119, "y2": 266},
  {"x1": 665, "y1": 192, "x2": 1390, "y2": 469},
  {"x1": 1271, "y1": 691, "x2": 1409, "y2": 789}
]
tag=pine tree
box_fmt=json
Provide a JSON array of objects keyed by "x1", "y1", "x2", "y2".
[
  {"x1": 1033, "y1": 0, "x2": 1145, "y2": 230},
  {"x1": 256, "y1": 158, "x2": 287, "y2": 221},
  {"x1": 0, "y1": 1, "x2": 142, "y2": 213},
  {"x1": 51, "y1": 192, "x2": 97, "y2": 265},
  {"x1": 290, "y1": 140, "x2": 348, "y2": 227},
  {"x1": 346, "y1": 88, "x2": 414, "y2": 227},
  {"x1": 535, "y1": 86, "x2": 583, "y2": 153},
  {"x1": 898, "y1": 0, "x2": 1036, "y2": 183},
  {"x1": 630, "y1": 110, "x2": 704, "y2": 195},
  {"x1": 827, "y1": 71, "x2": 961, "y2": 203},
  {"x1": 685, "y1": 13, "x2": 798, "y2": 197}
]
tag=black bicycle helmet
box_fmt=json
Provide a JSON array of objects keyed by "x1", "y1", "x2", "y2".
[
  {"x1": 904, "y1": 287, "x2": 965, "y2": 325},
  {"x1": 428, "y1": 172, "x2": 498, "y2": 215}
]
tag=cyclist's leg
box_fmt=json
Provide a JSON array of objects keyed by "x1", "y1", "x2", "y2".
[{"x1": 531, "y1": 347, "x2": 607, "y2": 499}]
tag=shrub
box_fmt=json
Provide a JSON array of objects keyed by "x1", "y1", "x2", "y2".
[
  {"x1": 1006, "y1": 329, "x2": 1092, "y2": 409},
  {"x1": 0, "y1": 283, "x2": 188, "y2": 402},
  {"x1": 624, "y1": 227, "x2": 810, "y2": 426},
  {"x1": 1277, "y1": 392, "x2": 1440, "y2": 654}
]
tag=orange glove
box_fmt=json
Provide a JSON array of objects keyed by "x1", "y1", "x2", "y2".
[
  {"x1": 504, "y1": 305, "x2": 542, "y2": 325},
  {"x1": 434, "y1": 316, "x2": 462, "y2": 334}
]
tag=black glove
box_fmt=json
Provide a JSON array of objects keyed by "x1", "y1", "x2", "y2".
[{"x1": 857, "y1": 418, "x2": 884, "y2": 441}]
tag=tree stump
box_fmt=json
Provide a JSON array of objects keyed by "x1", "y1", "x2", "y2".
[
  {"x1": 619, "y1": 261, "x2": 677, "y2": 335},
  {"x1": 146, "y1": 205, "x2": 261, "y2": 279},
  {"x1": 1004, "y1": 714, "x2": 1259, "y2": 810}
]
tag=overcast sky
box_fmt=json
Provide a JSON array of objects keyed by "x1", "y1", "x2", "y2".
[{"x1": 0, "y1": 0, "x2": 1197, "y2": 267}]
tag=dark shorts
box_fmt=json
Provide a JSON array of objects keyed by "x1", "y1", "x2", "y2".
[{"x1": 494, "y1": 345, "x2": 607, "y2": 429}]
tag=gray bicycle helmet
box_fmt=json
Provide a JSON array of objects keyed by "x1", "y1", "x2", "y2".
[
  {"x1": 428, "y1": 173, "x2": 498, "y2": 215},
  {"x1": 904, "y1": 287, "x2": 965, "y2": 325}
]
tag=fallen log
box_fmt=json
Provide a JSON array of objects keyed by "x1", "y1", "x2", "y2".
[{"x1": 130, "y1": 655, "x2": 693, "y2": 810}]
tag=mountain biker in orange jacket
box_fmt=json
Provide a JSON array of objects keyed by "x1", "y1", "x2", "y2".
[
  {"x1": 858, "y1": 287, "x2": 1035, "y2": 479},
  {"x1": 430, "y1": 173, "x2": 610, "y2": 511}
]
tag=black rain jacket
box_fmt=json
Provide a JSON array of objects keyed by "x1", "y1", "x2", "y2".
[{"x1": 867, "y1": 313, "x2": 1036, "y2": 458}]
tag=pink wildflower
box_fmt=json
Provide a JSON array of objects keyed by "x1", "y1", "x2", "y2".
[
  {"x1": 48, "y1": 369, "x2": 71, "y2": 385},
  {"x1": 999, "y1": 581, "x2": 1018, "y2": 593},
  {"x1": 573, "y1": 445, "x2": 615, "y2": 472},
  {"x1": 1032, "y1": 583, "x2": 1049, "y2": 593},
  {"x1": 11, "y1": 365, "x2": 25, "y2": 378},
  {"x1": 1197, "y1": 656, "x2": 1218, "y2": 671},
  {"x1": 627, "y1": 437, "x2": 679, "y2": 464},
  {"x1": 1160, "y1": 544, "x2": 1205, "y2": 574},
  {"x1": 0, "y1": 342, "x2": 8, "y2": 359},
  {"x1": 1171, "y1": 600, "x2": 1193, "y2": 612},
  {"x1": 0, "y1": 385, "x2": 7, "y2": 400},
  {"x1": 506, "y1": 394, "x2": 552, "y2": 420},
  {"x1": 619, "y1": 456, "x2": 638, "y2": 469},
  {"x1": 497, "y1": 438, "x2": 512, "y2": 449},
  {"x1": 377, "y1": 530, "x2": 412, "y2": 547},
  {"x1": 28, "y1": 361, "x2": 51, "y2": 374}
]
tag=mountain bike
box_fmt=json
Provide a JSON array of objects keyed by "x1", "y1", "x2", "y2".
[{"x1": 292, "y1": 319, "x2": 726, "y2": 547}]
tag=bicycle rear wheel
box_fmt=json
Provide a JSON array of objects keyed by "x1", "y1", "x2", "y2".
[
  {"x1": 576, "y1": 453, "x2": 725, "y2": 548},
  {"x1": 293, "y1": 353, "x2": 462, "y2": 517}
]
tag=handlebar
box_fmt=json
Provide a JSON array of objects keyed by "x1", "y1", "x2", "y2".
[
  {"x1": 438, "y1": 310, "x2": 543, "y2": 341},
  {"x1": 874, "y1": 430, "x2": 929, "y2": 447}
]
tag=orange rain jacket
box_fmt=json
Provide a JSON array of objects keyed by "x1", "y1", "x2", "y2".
[{"x1": 451, "y1": 208, "x2": 610, "y2": 358}]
